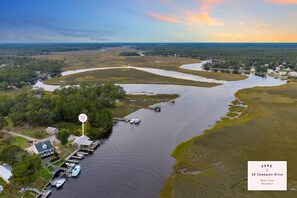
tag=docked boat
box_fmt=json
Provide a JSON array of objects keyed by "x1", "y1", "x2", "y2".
[
  {"x1": 129, "y1": 119, "x2": 135, "y2": 124},
  {"x1": 65, "y1": 162, "x2": 75, "y2": 167},
  {"x1": 71, "y1": 165, "x2": 81, "y2": 177},
  {"x1": 56, "y1": 178, "x2": 66, "y2": 189},
  {"x1": 134, "y1": 118, "x2": 141, "y2": 124}
]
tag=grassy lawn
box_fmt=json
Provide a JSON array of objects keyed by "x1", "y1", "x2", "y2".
[
  {"x1": 45, "y1": 68, "x2": 219, "y2": 87},
  {"x1": 110, "y1": 94, "x2": 179, "y2": 118},
  {"x1": 11, "y1": 137, "x2": 30, "y2": 149},
  {"x1": 13, "y1": 126, "x2": 51, "y2": 140},
  {"x1": 161, "y1": 81, "x2": 297, "y2": 198}
]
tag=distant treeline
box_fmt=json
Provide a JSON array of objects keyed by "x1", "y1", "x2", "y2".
[
  {"x1": 0, "y1": 56, "x2": 64, "y2": 89},
  {"x1": 135, "y1": 43, "x2": 297, "y2": 72},
  {"x1": 119, "y1": 51, "x2": 140, "y2": 56},
  {"x1": 0, "y1": 43, "x2": 128, "y2": 56}
]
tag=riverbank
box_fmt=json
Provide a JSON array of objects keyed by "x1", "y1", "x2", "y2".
[
  {"x1": 161, "y1": 81, "x2": 297, "y2": 197},
  {"x1": 110, "y1": 94, "x2": 179, "y2": 118}
]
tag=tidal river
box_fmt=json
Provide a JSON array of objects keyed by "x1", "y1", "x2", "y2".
[{"x1": 40, "y1": 68, "x2": 285, "y2": 198}]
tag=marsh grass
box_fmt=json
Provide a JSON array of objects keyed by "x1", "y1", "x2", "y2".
[{"x1": 161, "y1": 82, "x2": 297, "y2": 198}]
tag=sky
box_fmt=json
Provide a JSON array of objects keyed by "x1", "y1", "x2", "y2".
[{"x1": 0, "y1": 0, "x2": 296, "y2": 42}]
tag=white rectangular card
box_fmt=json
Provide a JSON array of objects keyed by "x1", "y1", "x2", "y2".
[{"x1": 248, "y1": 161, "x2": 287, "y2": 191}]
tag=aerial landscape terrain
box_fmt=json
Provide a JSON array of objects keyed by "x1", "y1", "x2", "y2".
[{"x1": 1, "y1": 0, "x2": 297, "y2": 198}]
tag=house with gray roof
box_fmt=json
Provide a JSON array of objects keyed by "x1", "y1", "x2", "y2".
[{"x1": 33, "y1": 140, "x2": 54, "y2": 157}]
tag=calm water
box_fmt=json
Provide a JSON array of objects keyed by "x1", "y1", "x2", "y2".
[{"x1": 49, "y1": 75, "x2": 285, "y2": 198}]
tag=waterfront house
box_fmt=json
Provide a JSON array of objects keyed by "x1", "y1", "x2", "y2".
[
  {"x1": 289, "y1": 71, "x2": 297, "y2": 77},
  {"x1": 267, "y1": 69, "x2": 275, "y2": 75},
  {"x1": 250, "y1": 67, "x2": 256, "y2": 73},
  {"x1": 72, "y1": 135, "x2": 93, "y2": 149},
  {"x1": 278, "y1": 71, "x2": 287, "y2": 76},
  {"x1": 0, "y1": 164, "x2": 12, "y2": 183},
  {"x1": 33, "y1": 140, "x2": 55, "y2": 157},
  {"x1": 45, "y1": 127, "x2": 59, "y2": 135}
]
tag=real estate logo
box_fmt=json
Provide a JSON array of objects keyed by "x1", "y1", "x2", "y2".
[{"x1": 248, "y1": 161, "x2": 287, "y2": 191}]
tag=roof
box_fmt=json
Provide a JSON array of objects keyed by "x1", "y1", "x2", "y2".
[
  {"x1": 0, "y1": 165, "x2": 12, "y2": 183},
  {"x1": 34, "y1": 140, "x2": 54, "y2": 153},
  {"x1": 46, "y1": 127, "x2": 58, "y2": 132},
  {"x1": 72, "y1": 135, "x2": 93, "y2": 146}
]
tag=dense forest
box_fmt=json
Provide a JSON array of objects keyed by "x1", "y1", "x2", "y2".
[
  {"x1": 0, "y1": 83, "x2": 125, "y2": 139},
  {"x1": 0, "y1": 56, "x2": 64, "y2": 89},
  {"x1": 135, "y1": 43, "x2": 297, "y2": 72}
]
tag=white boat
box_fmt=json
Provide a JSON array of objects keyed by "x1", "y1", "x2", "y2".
[
  {"x1": 76, "y1": 153, "x2": 84, "y2": 157},
  {"x1": 71, "y1": 165, "x2": 81, "y2": 177},
  {"x1": 65, "y1": 162, "x2": 75, "y2": 167},
  {"x1": 134, "y1": 118, "x2": 141, "y2": 124},
  {"x1": 129, "y1": 119, "x2": 135, "y2": 124},
  {"x1": 56, "y1": 178, "x2": 66, "y2": 189}
]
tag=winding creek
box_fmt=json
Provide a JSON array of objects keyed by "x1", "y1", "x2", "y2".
[{"x1": 35, "y1": 64, "x2": 285, "y2": 198}]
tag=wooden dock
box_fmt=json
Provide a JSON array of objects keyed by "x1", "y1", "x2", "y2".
[{"x1": 40, "y1": 190, "x2": 51, "y2": 198}]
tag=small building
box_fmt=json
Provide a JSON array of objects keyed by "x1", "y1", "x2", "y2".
[
  {"x1": 250, "y1": 67, "x2": 256, "y2": 73},
  {"x1": 285, "y1": 67, "x2": 292, "y2": 72},
  {"x1": 33, "y1": 140, "x2": 55, "y2": 157},
  {"x1": 267, "y1": 69, "x2": 275, "y2": 75},
  {"x1": 0, "y1": 165, "x2": 12, "y2": 183},
  {"x1": 45, "y1": 127, "x2": 59, "y2": 135},
  {"x1": 289, "y1": 71, "x2": 297, "y2": 77},
  {"x1": 278, "y1": 71, "x2": 287, "y2": 76},
  {"x1": 72, "y1": 135, "x2": 93, "y2": 149}
]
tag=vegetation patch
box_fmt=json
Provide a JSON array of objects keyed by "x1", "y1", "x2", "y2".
[
  {"x1": 45, "y1": 68, "x2": 219, "y2": 87},
  {"x1": 161, "y1": 81, "x2": 297, "y2": 198}
]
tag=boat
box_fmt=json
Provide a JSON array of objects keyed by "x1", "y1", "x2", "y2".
[
  {"x1": 129, "y1": 119, "x2": 135, "y2": 124},
  {"x1": 65, "y1": 162, "x2": 75, "y2": 167},
  {"x1": 76, "y1": 153, "x2": 84, "y2": 157},
  {"x1": 71, "y1": 165, "x2": 81, "y2": 177},
  {"x1": 55, "y1": 178, "x2": 66, "y2": 189},
  {"x1": 153, "y1": 106, "x2": 161, "y2": 112},
  {"x1": 134, "y1": 118, "x2": 141, "y2": 124}
]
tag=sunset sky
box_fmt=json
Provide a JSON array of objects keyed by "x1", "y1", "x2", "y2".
[{"x1": 0, "y1": 0, "x2": 297, "y2": 42}]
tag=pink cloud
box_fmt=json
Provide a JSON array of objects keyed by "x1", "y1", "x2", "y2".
[
  {"x1": 266, "y1": 0, "x2": 297, "y2": 3},
  {"x1": 188, "y1": 11, "x2": 223, "y2": 26},
  {"x1": 147, "y1": 12, "x2": 179, "y2": 23}
]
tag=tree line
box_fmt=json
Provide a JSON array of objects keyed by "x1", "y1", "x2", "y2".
[
  {"x1": 0, "y1": 83, "x2": 125, "y2": 140},
  {"x1": 0, "y1": 56, "x2": 64, "y2": 90},
  {"x1": 135, "y1": 43, "x2": 297, "y2": 72}
]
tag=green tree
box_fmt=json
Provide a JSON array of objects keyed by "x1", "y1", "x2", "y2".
[
  {"x1": 11, "y1": 155, "x2": 42, "y2": 185},
  {"x1": 0, "y1": 115, "x2": 7, "y2": 130},
  {"x1": 0, "y1": 145, "x2": 26, "y2": 166},
  {"x1": 56, "y1": 129, "x2": 70, "y2": 145}
]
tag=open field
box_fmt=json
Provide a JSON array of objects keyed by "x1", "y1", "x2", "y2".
[
  {"x1": 110, "y1": 94, "x2": 179, "y2": 118},
  {"x1": 161, "y1": 81, "x2": 297, "y2": 198},
  {"x1": 35, "y1": 47, "x2": 246, "y2": 81},
  {"x1": 45, "y1": 68, "x2": 219, "y2": 87}
]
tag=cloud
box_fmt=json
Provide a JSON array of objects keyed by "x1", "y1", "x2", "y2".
[
  {"x1": 147, "y1": 12, "x2": 179, "y2": 23},
  {"x1": 266, "y1": 0, "x2": 297, "y2": 3},
  {"x1": 186, "y1": 0, "x2": 225, "y2": 26},
  {"x1": 188, "y1": 11, "x2": 223, "y2": 26}
]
